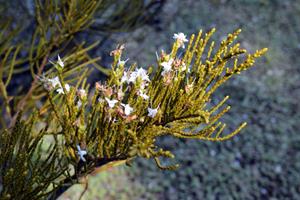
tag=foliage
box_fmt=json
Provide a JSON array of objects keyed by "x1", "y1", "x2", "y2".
[
  {"x1": 0, "y1": 1, "x2": 267, "y2": 199},
  {"x1": 0, "y1": 113, "x2": 68, "y2": 200}
]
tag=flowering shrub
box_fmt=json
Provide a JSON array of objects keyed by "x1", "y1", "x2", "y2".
[{"x1": 0, "y1": 27, "x2": 267, "y2": 199}]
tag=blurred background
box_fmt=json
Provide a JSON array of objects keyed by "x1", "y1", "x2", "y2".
[{"x1": 2, "y1": 0, "x2": 300, "y2": 199}]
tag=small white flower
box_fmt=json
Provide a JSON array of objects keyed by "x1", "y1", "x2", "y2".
[
  {"x1": 37, "y1": 75, "x2": 62, "y2": 91},
  {"x1": 57, "y1": 54, "x2": 64, "y2": 68},
  {"x1": 105, "y1": 97, "x2": 118, "y2": 108},
  {"x1": 56, "y1": 88, "x2": 64, "y2": 94},
  {"x1": 147, "y1": 107, "x2": 158, "y2": 118},
  {"x1": 173, "y1": 33, "x2": 188, "y2": 42},
  {"x1": 76, "y1": 145, "x2": 87, "y2": 162},
  {"x1": 77, "y1": 100, "x2": 82, "y2": 108},
  {"x1": 64, "y1": 84, "x2": 71, "y2": 93},
  {"x1": 78, "y1": 89, "x2": 87, "y2": 98},
  {"x1": 48, "y1": 76, "x2": 61, "y2": 88},
  {"x1": 129, "y1": 68, "x2": 150, "y2": 83},
  {"x1": 98, "y1": 97, "x2": 104, "y2": 103},
  {"x1": 121, "y1": 71, "x2": 130, "y2": 83},
  {"x1": 173, "y1": 32, "x2": 188, "y2": 48},
  {"x1": 128, "y1": 71, "x2": 138, "y2": 83},
  {"x1": 187, "y1": 66, "x2": 191, "y2": 73},
  {"x1": 56, "y1": 84, "x2": 70, "y2": 94},
  {"x1": 139, "y1": 91, "x2": 149, "y2": 100},
  {"x1": 118, "y1": 58, "x2": 129, "y2": 67},
  {"x1": 121, "y1": 103, "x2": 133, "y2": 116},
  {"x1": 136, "y1": 68, "x2": 150, "y2": 82},
  {"x1": 161, "y1": 58, "x2": 173, "y2": 76},
  {"x1": 50, "y1": 55, "x2": 64, "y2": 69},
  {"x1": 155, "y1": 51, "x2": 160, "y2": 61}
]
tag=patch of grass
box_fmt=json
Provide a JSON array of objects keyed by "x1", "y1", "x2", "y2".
[{"x1": 59, "y1": 165, "x2": 150, "y2": 200}]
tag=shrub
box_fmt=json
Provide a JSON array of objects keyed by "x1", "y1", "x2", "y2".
[{"x1": 0, "y1": 1, "x2": 267, "y2": 199}]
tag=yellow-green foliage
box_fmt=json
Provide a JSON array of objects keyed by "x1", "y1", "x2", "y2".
[
  {"x1": 0, "y1": 1, "x2": 167, "y2": 199},
  {"x1": 0, "y1": 113, "x2": 69, "y2": 200},
  {"x1": 0, "y1": 27, "x2": 267, "y2": 199},
  {"x1": 40, "y1": 29, "x2": 267, "y2": 173},
  {"x1": 0, "y1": 2, "x2": 268, "y2": 199}
]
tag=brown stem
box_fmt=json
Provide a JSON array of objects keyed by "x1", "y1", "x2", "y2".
[{"x1": 9, "y1": 54, "x2": 49, "y2": 128}]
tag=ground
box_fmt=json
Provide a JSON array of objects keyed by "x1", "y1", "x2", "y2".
[{"x1": 60, "y1": 0, "x2": 300, "y2": 199}]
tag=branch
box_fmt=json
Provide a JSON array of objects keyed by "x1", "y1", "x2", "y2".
[{"x1": 9, "y1": 53, "x2": 49, "y2": 128}]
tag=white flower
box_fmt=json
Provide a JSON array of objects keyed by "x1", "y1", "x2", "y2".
[
  {"x1": 136, "y1": 68, "x2": 150, "y2": 82},
  {"x1": 77, "y1": 100, "x2": 82, "y2": 108},
  {"x1": 57, "y1": 54, "x2": 64, "y2": 68},
  {"x1": 121, "y1": 103, "x2": 133, "y2": 116},
  {"x1": 173, "y1": 32, "x2": 188, "y2": 42},
  {"x1": 118, "y1": 58, "x2": 129, "y2": 67},
  {"x1": 161, "y1": 58, "x2": 173, "y2": 76},
  {"x1": 37, "y1": 75, "x2": 63, "y2": 91},
  {"x1": 78, "y1": 89, "x2": 87, "y2": 98},
  {"x1": 128, "y1": 71, "x2": 138, "y2": 83},
  {"x1": 76, "y1": 145, "x2": 87, "y2": 162},
  {"x1": 147, "y1": 107, "x2": 159, "y2": 118},
  {"x1": 121, "y1": 71, "x2": 130, "y2": 83},
  {"x1": 48, "y1": 76, "x2": 61, "y2": 88},
  {"x1": 56, "y1": 83, "x2": 70, "y2": 94},
  {"x1": 105, "y1": 97, "x2": 118, "y2": 108},
  {"x1": 50, "y1": 55, "x2": 64, "y2": 69},
  {"x1": 98, "y1": 97, "x2": 104, "y2": 103},
  {"x1": 173, "y1": 33, "x2": 188, "y2": 48},
  {"x1": 129, "y1": 68, "x2": 150, "y2": 83},
  {"x1": 64, "y1": 84, "x2": 70, "y2": 93},
  {"x1": 139, "y1": 90, "x2": 149, "y2": 100},
  {"x1": 155, "y1": 51, "x2": 160, "y2": 61}
]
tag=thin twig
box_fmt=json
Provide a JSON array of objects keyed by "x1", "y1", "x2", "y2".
[{"x1": 9, "y1": 53, "x2": 49, "y2": 128}]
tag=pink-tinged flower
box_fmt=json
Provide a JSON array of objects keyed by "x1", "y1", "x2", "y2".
[
  {"x1": 105, "y1": 97, "x2": 118, "y2": 108},
  {"x1": 77, "y1": 89, "x2": 87, "y2": 99},
  {"x1": 117, "y1": 89, "x2": 125, "y2": 100},
  {"x1": 147, "y1": 107, "x2": 159, "y2": 118},
  {"x1": 121, "y1": 103, "x2": 133, "y2": 116},
  {"x1": 76, "y1": 145, "x2": 87, "y2": 162},
  {"x1": 161, "y1": 58, "x2": 174, "y2": 76},
  {"x1": 173, "y1": 33, "x2": 188, "y2": 49}
]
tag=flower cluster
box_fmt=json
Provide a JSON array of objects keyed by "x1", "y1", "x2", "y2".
[
  {"x1": 98, "y1": 63, "x2": 158, "y2": 121},
  {"x1": 37, "y1": 56, "x2": 71, "y2": 94}
]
